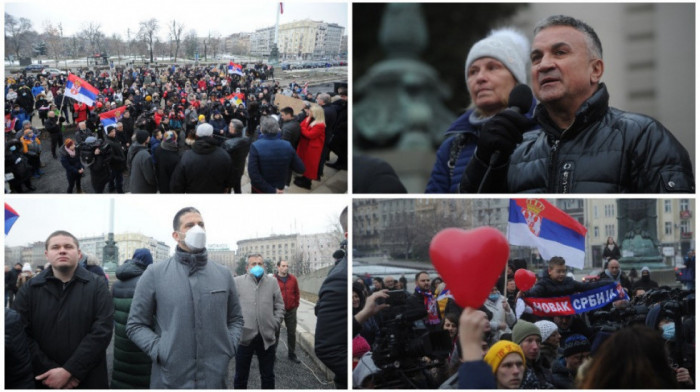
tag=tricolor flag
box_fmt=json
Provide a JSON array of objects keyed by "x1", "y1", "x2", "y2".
[
  {"x1": 507, "y1": 199, "x2": 587, "y2": 269},
  {"x1": 228, "y1": 61, "x2": 244, "y2": 76},
  {"x1": 231, "y1": 92, "x2": 245, "y2": 107},
  {"x1": 99, "y1": 105, "x2": 127, "y2": 132},
  {"x1": 65, "y1": 74, "x2": 99, "y2": 106},
  {"x1": 5, "y1": 203, "x2": 19, "y2": 235},
  {"x1": 221, "y1": 92, "x2": 246, "y2": 108}
]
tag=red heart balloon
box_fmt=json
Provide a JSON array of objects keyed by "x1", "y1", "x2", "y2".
[
  {"x1": 430, "y1": 227, "x2": 509, "y2": 309},
  {"x1": 514, "y1": 268, "x2": 537, "y2": 292}
]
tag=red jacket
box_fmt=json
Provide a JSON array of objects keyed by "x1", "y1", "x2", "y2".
[
  {"x1": 275, "y1": 273, "x2": 300, "y2": 310},
  {"x1": 297, "y1": 118, "x2": 325, "y2": 180}
]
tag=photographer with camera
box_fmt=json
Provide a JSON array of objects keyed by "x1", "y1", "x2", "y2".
[{"x1": 81, "y1": 135, "x2": 112, "y2": 193}]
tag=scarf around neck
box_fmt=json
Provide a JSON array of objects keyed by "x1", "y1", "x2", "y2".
[
  {"x1": 415, "y1": 287, "x2": 441, "y2": 325},
  {"x1": 175, "y1": 247, "x2": 208, "y2": 275}
]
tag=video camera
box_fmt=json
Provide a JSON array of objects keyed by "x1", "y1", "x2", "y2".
[{"x1": 370, "y1": 290, "x2": 452, "y2": 388}]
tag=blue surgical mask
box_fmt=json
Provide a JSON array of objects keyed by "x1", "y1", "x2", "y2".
[
  {"x1": 488, "y1": 293, "x2": 500, "y2": 302},
  {"x1": 250, "y1": 265, "x2": 264, "y2": 278},
  {"x1": 661, "y1": 323, "x2": 675, "y2": 341}
]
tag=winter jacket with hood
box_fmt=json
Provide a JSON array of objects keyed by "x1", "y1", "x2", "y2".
[
  {"x1": 170, "y1": 137, "x2": 233, "y2": 193},
  {"x1": 111, "y1": 258, "x2": 152, "y2": 389},
  {"x1": 127, "y1": 143, "x2": 157, "y2": 193}
]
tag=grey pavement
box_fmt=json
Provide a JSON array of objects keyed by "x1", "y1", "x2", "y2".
[{"x1": 13, "y1": 114, "x2": 347, "y2": 194}]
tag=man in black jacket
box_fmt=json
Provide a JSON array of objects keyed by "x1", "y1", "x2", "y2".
[
  {"x1": 171, "y1": 123, "x2": 234, "y2": 193},
  {"x1": 460, "y1": 15, "x2": 694, "y2": 193},
  {"x1": 12, "y1": 230, "x2": 113, "y2": 389},
  {"x1": 315, "y1": 207, "x2": 348, "y2": 388},
  {"x1": 44, "y1": 111, "x2": 64, "y2": 159}
]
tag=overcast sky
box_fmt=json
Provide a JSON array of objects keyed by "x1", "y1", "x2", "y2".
[
  {"x1": 5, "y1": 1, "x2": 348, "y2": 39},
  {"x1": 5, "y1": 196, "x2": 348, "y2": 250}
]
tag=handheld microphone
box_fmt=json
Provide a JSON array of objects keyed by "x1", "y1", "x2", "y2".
[{"x1": 489, "y1": 84, "x2": 534, "y2": 166}]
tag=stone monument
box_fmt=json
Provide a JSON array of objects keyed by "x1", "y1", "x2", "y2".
[
  {"x1": 354, "y1": 3, "x2": 456, "y2": 192},
  {"x1": 617, "y1": 200, "x2": 666, "y2": 270}
]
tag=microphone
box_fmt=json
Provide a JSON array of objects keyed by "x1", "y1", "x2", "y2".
[{"x1": 489, "y1": 84, "x2": 534, "y2": 166}]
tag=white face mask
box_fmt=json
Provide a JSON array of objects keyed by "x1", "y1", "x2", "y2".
[{"x1": 181, "y1": 225, "x2": 206, "y2": 251}]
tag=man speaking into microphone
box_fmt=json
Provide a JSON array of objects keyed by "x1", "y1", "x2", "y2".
[{"x1": 460, "y1": 15, "x2": 694, "y2": 193}]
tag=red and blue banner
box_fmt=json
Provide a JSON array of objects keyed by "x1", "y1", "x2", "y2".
[
  {"x1": 99, "y1": 105, "x2": 127, "y2": 132},
  {"x1": 5, "y1": 203, "x2": 19, "y2": 235},
  {"x1": 65, "y1": 74, "x2": 99, "y2": 106},
  {"x1": 523, "y1": 282, "x2": 629, "y2": 317},
  {"x1": 507, "y1": 199, "x2": 587, "y2": 269},
  {"x1": 228, "y1": 62, "x2": 244, "y2": 76}
]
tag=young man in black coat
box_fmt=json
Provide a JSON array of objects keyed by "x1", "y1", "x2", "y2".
[{"x1": 12, "y1": 230, "x2": 113, "y2": 389}]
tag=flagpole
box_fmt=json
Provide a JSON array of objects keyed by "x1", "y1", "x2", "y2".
[{"x1": 59, "y1": 72, "x2": 69, "y2": 117}]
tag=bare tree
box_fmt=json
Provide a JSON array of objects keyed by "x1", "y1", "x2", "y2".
[
  {"x1": 43, "y1": 22, "x2": 63, "y2": 66},
  {"x1": 5, "y1": 13, "x2": 34, "y2": 62},
  {"x1": 202, "y1": 32, "x2": 210, "y2": 61},
  {"x1": 78, "y1": 22, "x2": 105, "y2": 56},
  {"x1": 209, "y1": 32, "x2": 221, "y2": 59},
  {"x1": 168, "y1": 20, "x2": 184, "y2": 61},
  {"x1": 108, "y1": 33, "x2": 123, "y2": 62},
  {"x1": 183, "y1": 30, "x2": 198, "y2": 59},
  {"x1": 138, "y1": 18, "x2": 159, "y2": 63}
]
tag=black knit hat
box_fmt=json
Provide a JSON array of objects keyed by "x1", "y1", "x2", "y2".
[{"x1": 562, "y1": 334, "x2": 591, "y2": 357}]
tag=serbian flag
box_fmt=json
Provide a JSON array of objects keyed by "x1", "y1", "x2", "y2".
[
  {"x1": 5, "y1": 203, "x2": 19, "y2": 235},
  {"x1": 65, "y1": 73, "x2": 99, "y2": 106},
  {"x1": 99, "y1": 105, "x2": 127, "y2": 132},
  {"x1": 508, "y1": 199, "x2": 587, "y2": 269},
  {"x1": 228, "y1": 61, "x2": 243, "y2": 76}
]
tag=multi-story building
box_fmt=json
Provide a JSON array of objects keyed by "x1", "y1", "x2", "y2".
[
  {"x1": 253, "y1": 20, "x2": 345, "y2": 59},
  {"x1": 112, "y1": 233, "x2": 170, "y2": 265},
  {"x1": 236, "y1": 232, "x2": 340, "y2": 273},
  {"x1": 207, "y1": 244, "x2": 238, "y2": 272},
  {"x1": 226, "y1": 32, "x2": 251, "y2": 56},
  {"x1": 251, "y1": 27, "x2": 275, "y2": 57}
]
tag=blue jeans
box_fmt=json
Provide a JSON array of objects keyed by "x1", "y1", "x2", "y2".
[{"x1": 234, "y1": 334, "x2": 276, "y2": 389}]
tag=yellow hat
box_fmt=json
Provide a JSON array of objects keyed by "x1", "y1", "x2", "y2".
[
  {"x1": 484, "y1": 340, "x2": 526, "y2": 374},
  {"x1": 145, "y1": 95, "x2": 152, "y2": 102},
  {"x1": 198, "y1": 114, "x2": 205, "y2": 121}
]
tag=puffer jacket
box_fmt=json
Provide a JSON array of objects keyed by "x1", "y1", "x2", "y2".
[
  {"x1": 522, "y1": 275, "x2": 605, "y2": 298},
  {"x1": 460, "y1": 84, "x2": 695, "y2": 193},
  {"x1": 111, "y1": 261, "x2": 151, "y2": 389}
]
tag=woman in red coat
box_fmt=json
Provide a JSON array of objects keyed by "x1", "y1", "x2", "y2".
[
  {"x1": 295, "y1": 104, "x2": 325, "y2": 189},
  {"x1": 73, "y1": 102, "x2": 89, "y2": 123}
]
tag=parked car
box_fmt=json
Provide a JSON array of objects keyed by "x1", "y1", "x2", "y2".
[
  {"x1": 41, "y1": 68, "x2": 67, "y2": 77},
  {"x1": 24, "y1": 64, "x2": 46, "y2": 73}
]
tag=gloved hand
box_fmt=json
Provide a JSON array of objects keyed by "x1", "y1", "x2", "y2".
[{"x1": 475, "y1": 110, "x2": 534, "y2": 165}]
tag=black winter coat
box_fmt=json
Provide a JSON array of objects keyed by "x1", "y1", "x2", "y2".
[
  {"x1": 154, "y1": 141, "x2": 181, "y2": 193},
  {"x1": 551, "y1": 358, "x2": 574, "y2": 389},
  {"x1": 314, "y1": 257, "x2": 347, "y2": 388},
  {"x1": 522, "y1": 276, "x2": 605, "y2": 298},
  {"x1": 12, "y1": 266, "x2": 114, "y2": 389},
  {"x1": 170, "y1": 137, "x2": 233, "y2": 193},
  {"x1": 460, "y1": 84, "x2": 695, "y2": 193},
  {"x1": 111, "y1": 261, "x2": 151, "y2": 389},
  {"x1": 223, "y1": 136, "x2": 251, "y2": 179},
  {"x1": 5, "y1": 308, "x2": 35, "y2": 389}
]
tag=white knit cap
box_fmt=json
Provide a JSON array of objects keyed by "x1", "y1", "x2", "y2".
[
  {"x1": 196, "y1": 123, "x2": 214, "y2": 138},
  {"x1": 535, "y1": 320, "x2": 559, "y2": 342},
  {"x1": 465, "y1": 28, "x2": 530, "y2": 89}
]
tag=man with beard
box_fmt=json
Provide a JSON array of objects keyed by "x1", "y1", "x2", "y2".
[{"x1": 12, "y1": 231, "x2": 113, "y2": 388}]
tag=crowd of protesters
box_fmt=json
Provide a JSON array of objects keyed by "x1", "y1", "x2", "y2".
[
  {"x1": 352, "y1": 256, "x2": 695, "y2": 389},
  {"x1": 5, "y1": 62, "x2": 347, "y2": 193}
]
